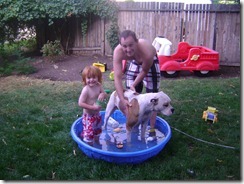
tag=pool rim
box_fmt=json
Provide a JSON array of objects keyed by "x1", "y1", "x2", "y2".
[{"x1": 70, "y1": 110, "x2": 171, "y2": 158}]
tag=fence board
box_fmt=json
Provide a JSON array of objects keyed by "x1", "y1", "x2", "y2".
[
  {"x1": 67, "y1": 2, "x2": 240, "y2": 66},
  {"x1": 215, "y1": 12, "x2": 240, "y2": 66}
]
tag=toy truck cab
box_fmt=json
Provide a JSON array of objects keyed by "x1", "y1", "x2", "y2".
[
  {"x1": 202, "y1": 106, "x2": 218, "y2": 123},
  {"x1": 153, "y1": 37, "x2": 219, "y2": 78}
]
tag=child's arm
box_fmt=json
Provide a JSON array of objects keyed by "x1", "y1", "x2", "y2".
[{"x1": 97, "y1": 85, "x2": 108, "y2": 101}]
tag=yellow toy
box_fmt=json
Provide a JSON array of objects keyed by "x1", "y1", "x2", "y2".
[
  {"x1": 109, "y1": 71, "x2": 114, "y2": 80},
  {"x1": 109, "y1": 60, "x2": 127, "y2": 81},
  {"x1": 202, "y1": 106, "x2": 218, "y2": 123},
  {"x1": 93, "y1": 62, "x2": 106, "y2": 72}
]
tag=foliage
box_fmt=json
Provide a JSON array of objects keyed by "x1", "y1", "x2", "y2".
[
  {"x1": 0, "y1": 76, "x2": 240, "y2": 180},
  {"x1": 40, "y1": 40, "x2": 64, "y2": 57},
  {"x1": 81, "y1": 19, "x2": 88, "y2": 40},
  {"x1": 0, "y1": 39, "x2": 37, "y2": 76},
  {"x1": 0, "y1": 0, "x2": 119, "y2": 50},
  {"x1": 0, "y1": 53, "x2": 36, "y2": 76},
  {"x1": 106, "y1": 21, "x2": 120, "y2": 51},
  {"x1": 19, "y1": 38, "x2": 37, "y2": 52},
  {"x1": 212, "y1": 0, "x2": 240, "y2": 4}
]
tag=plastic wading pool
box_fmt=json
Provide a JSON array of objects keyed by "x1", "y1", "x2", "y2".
[{"x1": 70, "y1": 110, "x2": 171, "y2": 164}]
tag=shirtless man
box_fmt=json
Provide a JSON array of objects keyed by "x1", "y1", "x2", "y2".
[{"x1": 113, "y1": 30, "x2": 161, "y2": 139}]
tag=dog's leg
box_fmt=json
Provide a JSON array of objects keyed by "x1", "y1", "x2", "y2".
[
  {"x1": 103, "y1": 94, "x2": 118, "y2": 142},
  {"x1": 140, "y1": 121, "x2": 148, "y2": 141},
  {"x1": 126, "y1": 130, "x2": 132, "y2": 143},
  {"x1": 104, "y1": 105, "x2": 116, "y2": 130},
  {"x1": 103, "y1": 93, "x2": 117, "y2": 130},
  {"x1": 126, "y1": 98, "x2": 139, "y2": 143}
]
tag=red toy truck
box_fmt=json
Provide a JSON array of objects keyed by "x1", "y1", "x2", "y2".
[{"x1": 153, "y1": 37, "x2": 219, "y2": 78}]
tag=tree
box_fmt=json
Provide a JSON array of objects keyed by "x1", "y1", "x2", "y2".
[{"x1": 0, "y1": 0, "x2": 119, "y2": 51}]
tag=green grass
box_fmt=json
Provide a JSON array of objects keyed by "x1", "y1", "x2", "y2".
[{"x1": 0, "y1": 75, "x2": 240, "y2": 180}]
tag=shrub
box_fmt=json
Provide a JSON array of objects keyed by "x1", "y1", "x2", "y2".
[
  {"x1": 41, "y1": 40, "x2": 64, "y2": 57},
  {"x1": 0, "y1": 43, "x2": 36, "y2": 76}
]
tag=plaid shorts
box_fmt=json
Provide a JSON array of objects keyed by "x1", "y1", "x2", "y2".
[{"x1": 125, "y1": 55, "x2": 161, "y2": 93}]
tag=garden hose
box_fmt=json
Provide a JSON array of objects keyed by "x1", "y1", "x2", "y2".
[{"x1": 171, "y1": 126, "x2": 237, "y2": 150}]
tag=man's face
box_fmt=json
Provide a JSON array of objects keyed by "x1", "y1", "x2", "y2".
[{"x1": 120, "y1": 36, "x2": 137, "y2": 57}]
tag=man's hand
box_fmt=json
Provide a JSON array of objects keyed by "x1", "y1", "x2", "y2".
[
  {"x1": 130, "y1": 85, "x2": 136, "y2": 92},
  {"x1": 120, "y1": 98, "x2": 132, "y2": 117}
]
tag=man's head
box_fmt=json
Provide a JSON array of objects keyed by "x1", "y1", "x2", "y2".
[
  {"x1": 119, "y1": 30, "x2": 138, "y2": 44},
  {"x1": 119, "y1": 30, "x2": 138, "y2": 57}
]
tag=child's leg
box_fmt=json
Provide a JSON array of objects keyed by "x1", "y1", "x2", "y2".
[
  {"x1": 93, "y1": 114, "x2": 102, "y2": 142},
  {"x1": 81, "y1": 114, "x2": 94, "y2": 142}
]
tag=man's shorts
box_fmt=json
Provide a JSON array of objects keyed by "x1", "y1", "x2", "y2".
[{"x1": 125, "y1": 55, "x2": 161, "y2": 93}]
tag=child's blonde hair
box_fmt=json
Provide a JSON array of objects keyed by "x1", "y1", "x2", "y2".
[{"x1": 81, "y1": 66, "x2": 102, "y2": 85}]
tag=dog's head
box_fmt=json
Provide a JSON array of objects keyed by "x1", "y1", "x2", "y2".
[{"x1": 150, "y1": 91, "x2": 174, "y2": 116}]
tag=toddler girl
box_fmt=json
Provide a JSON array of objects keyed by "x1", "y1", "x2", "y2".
[{"x1": 78, "y1": 66, "x2": 108, "y2": 143}]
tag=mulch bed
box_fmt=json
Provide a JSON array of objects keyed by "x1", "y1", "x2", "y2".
[{"x1": 27, "y1": 54, "x2": 240, "y2": 82}]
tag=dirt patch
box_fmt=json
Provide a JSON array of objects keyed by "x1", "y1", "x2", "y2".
[
  {"x1": 28, "y1": 55, "x2": 113, "y2": 81},
  {"x1": 27, "y1": 54, "x2": 240, "y2": 81}
]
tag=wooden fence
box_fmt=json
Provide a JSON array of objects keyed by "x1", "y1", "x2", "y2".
[{"x1": 68, "y1": 2, "x2": 240, "y2": 66}]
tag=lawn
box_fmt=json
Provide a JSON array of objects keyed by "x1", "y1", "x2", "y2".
[{"x1": 0, "y1": 75, "x2": 240, "y2": 180}]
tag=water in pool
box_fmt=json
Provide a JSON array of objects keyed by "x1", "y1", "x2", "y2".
[{"x1": 79, "y1": 123, "x2": 166, "y2": 152}]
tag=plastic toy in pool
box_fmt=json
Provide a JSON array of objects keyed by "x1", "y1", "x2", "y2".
[{"x1": 70, "y1": 110, "x2": 171, "y2": 164}]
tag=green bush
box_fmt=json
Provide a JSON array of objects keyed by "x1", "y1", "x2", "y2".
[
  {"x1": 106, "y1": 22, "x2": 119, "y2": 51},
  {"x1": 0, "y1": 40, "x2": 37, "y2": 76},
  {"x1": 12, "y1": 57, "x2": 36, "y2": 74},
  {"x1": 41, "y1": 40, "x2": 64, "y2": 57},
  {"x1": 0, "y1": 57, "x2": 36, "y2": 76},
  {"x1": 20, "y1": 38, "x2": 37, "y2": 52}
]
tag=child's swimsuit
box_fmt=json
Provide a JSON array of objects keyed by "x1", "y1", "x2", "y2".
[{"x1": 81, "y1": 113, "x2": 102, "y2": 142}]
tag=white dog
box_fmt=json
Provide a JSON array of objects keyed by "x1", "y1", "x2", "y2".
[{"x1": 104, "y1": 89, "x2": 174, "y2": 142}]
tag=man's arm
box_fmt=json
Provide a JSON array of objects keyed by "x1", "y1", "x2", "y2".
[
  {"x1": 130, "y1": 65, "x2": 149, "y2": 91},
  {"x1": 113, "y1": 46, "x2": 131, "y2": 116},
  {"x1": 113, "y1": 46, "x2": 125, "y2": 101}
]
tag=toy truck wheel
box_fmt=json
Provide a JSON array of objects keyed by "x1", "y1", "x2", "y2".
[
  {"x1": 161, "y1": 71, "x2": 179, "y2": 78},
  {"x1": 194, "y1": 70, "x2": 212, "y2": 77}
]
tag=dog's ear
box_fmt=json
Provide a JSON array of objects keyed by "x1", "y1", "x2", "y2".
[{"x1": 151, "y1": 98, "x2": 159, "y2": 105}]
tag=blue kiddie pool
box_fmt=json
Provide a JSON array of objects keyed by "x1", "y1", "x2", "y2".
[{"x1": 70, "y1": 110, "x2": 171, "y2": 164}]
